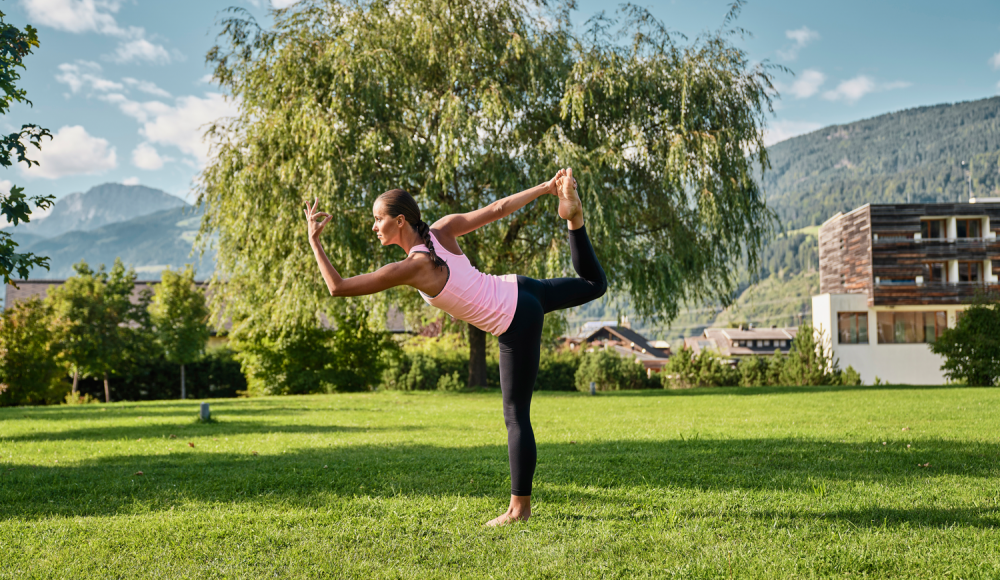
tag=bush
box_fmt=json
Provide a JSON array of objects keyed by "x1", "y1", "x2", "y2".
[
  {"x1": 381, "y1": 334, "x2": 468, "y2": 391},
  {"x1": 779, "y1": 324, "x2": 837, "y2": 386},
  {"x1": 838, "y1": 365, "x2": 863, "y2": 386},
  {"x1": 930, "y1": 295, "x2": 1000, "y2": 386},
  {"x1": 73, "y1": 347, "x2": 247, "y2": 401},
  {"x1": 236, "y1": 311, "x2": 393, "y2": 396},
  {"x1": 535, "y1": 349, "x2": 581, "y2": 391},
  {"x1": 737, "y1": 354, "x2": 768, "y2": 387},
  {"x1": 0, "y1": 298, "x2": 68, "y2": 406},
  {"x1": 575, "y1": 348, "x2": 650, "y2": 392},
  {"x1": 662, "y1": 345, "x2": 739, "y2": 388}
]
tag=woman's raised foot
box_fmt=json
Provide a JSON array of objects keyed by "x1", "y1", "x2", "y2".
[{"x1": 556, "y1": 168, "x2": 584, "y2": 228}]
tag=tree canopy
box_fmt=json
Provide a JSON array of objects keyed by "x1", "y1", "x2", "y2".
[
  {"x1": 0, "y1": 8, "x2": 52, "y2": 285},
  {"x1": 200, "y1": 0, "x2": 777, "y2": 380},
  {"x1": 149, "y1": 266, "x2": 211, "y2": 399}
]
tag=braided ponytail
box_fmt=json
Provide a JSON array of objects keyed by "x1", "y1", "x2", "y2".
[
  {"x1": 415, "y1": 220, "x2": 447, "y2": 269},
  {"x1": 377, "y1": 188, "x2": 447, "y2": 270}
]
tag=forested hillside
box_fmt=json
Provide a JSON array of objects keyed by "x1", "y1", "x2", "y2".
[
  {"x1": 569, "y1": 97, "x2": 1000, "y2": 342},
  {"x1": 764, "y1": 96, "x2": 1000, "y2": 229}
]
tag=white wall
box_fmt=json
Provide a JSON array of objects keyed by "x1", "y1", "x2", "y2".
[{"x1": 812, "y1": 293, "x2": 954, "y2": 385}]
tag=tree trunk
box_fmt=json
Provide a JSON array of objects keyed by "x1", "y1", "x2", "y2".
[
  {"x1": 72, "y1": 368, "x2": 78, "y2": 395},
  {"x1": 181, "y1": 363, "x2": 186, "y2": 400},
  {"x1": 468, "y1": 325, "x2": 487, "y2": 388},
  {"x1": 103, "y1": 372, "x2": 110, "y2": 403}
]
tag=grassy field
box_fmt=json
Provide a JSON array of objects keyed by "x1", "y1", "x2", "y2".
[{"x1": 3, "y1": 386, "x2": 1000, "y2": 579}]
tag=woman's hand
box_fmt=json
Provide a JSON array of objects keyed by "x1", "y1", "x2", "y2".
[
  {"x1": 304, "y1": 198, "x2": 332, "y2": 243},
  {"x1": 546, "y1": 168, "x2": 568, "y2": 195}
]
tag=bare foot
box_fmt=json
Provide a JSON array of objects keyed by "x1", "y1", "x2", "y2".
[
  {"x1": 556, "y1": 168, "x2": 583, "y2": 229},
  {"x1": 485, "y1": 495, "x2": 531, "y2": 527}
]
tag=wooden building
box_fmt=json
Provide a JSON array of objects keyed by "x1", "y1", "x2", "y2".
[
  {"x1": 569, "y1": 324, "x2": 671, "y2": 373},
  {"x1": 684, "y1": 326, "x2": 798, "y2": 362},
  {"x1": 813, "y1": 201, "x2": 1000, "y2": 384}
]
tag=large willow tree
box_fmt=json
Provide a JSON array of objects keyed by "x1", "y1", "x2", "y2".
[{"x1": 200, "y1": 0, "x2": 777, "y2": 386}]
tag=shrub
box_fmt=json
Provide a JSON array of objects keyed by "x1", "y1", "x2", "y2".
[
  {"x1": 737, "y1": 354, "x2": 768, "y2": 387},
  {"x1": 535, "y1": 349, "x2": 581, "y2": 391},
  {"x1": 662, "y1": 346, "x2": 738, "y2": 388},
  {"x1": 839, "y1": 365, "x2": 863, "y2": 386},
  {"x1": 436, "y1": 371, "x2": 464, "y2": 391},
  {"x1": 381, "y1": 334, "x2": 468, "y2": 391},
  {"x1": 930, "y1": 295, "x2": 1000, "y2": 386},
  {"x1": 0, "y1": 297, "x2": 68, "y2": 406},
  {"x1": 575, "y1": 348, "x2": 649, "y2": 392},
  {"x1": 779, "y1": 324, "x2": 837, "y2": 386}
]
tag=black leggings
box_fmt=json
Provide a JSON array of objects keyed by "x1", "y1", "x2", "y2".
[{"x1": 497, "y1": 225, "x2": 607, "y2": 496}]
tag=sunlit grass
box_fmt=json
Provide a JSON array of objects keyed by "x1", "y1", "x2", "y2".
[{"x1": 2, "y1": 385, "x2": 1000, "y2": 578}]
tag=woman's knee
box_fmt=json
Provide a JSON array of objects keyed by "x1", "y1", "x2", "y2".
[{"x1": 591, "y1": 274, "x2": 607, "y2": 300}]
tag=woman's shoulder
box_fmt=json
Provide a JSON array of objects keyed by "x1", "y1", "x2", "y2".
[{"x1": 429, "y1": 227, "x2": 464, "y2": 256}]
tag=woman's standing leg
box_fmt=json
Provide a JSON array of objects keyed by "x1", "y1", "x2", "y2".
[{"x1": 487, "y1": 285, "x2": 544, "y2": 527}]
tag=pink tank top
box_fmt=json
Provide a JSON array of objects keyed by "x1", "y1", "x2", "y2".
[{"x1": 409, "y1": 233, "x2": 518, "y2": 336}]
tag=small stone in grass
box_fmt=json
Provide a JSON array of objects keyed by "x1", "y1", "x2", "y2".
[
  {"x1": 251, "y1": 451, "x2": 258, "y2": 456},
  {"x1": 907, "y1": 444, "x2": 911, "y2": 448},
  {"x1": 188, "y1": 442, "x2": 195, "y2": 448},
  {"x1": 570, "y1": 441, "x2": 576, "y2": 444},
  {"x1": 135, "y1": 471, "x2": 144, "y2": 476},
  {"x1": 902, "y1": 427, "x2": 910, "y2": 431},
  {"x1": 323, "y1": 465, "x2": 328, "y2": 469},
  {"x1": 169, "y1": 434, "x2": 177, "y2": 439},
  {"x1": 882, "y1": 442, "x2": 887, "y2": 445}
]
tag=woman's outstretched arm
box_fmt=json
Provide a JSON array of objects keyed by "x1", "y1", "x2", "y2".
[
  {"x1": 432, "y1": 170, "x2": 567, "y2": 238},
  {"x1": 305, "y1": 199, "x2": 422, "y2": 297}
]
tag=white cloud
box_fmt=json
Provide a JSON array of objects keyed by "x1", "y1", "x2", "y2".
[
  {"x1": 198, "y1": 74, "x2": 214, "y2": 84},
  {"x1": 21, "y1": 125, "x2": 117, "y2": 179},
  {"x1": 764, "y1": 120, "x2": 823, "y2": 147},
  {"x1": 55, "y1": 61, "x2": 122, "y2": 94},
  {"x1": 777, "y1": 26, "x2": 819, "y2": 61},
  {"x1": 272, "y1": 0, "x2": 300, "y2": 7},
  {"x1": 123, "y1": 77, "x2": 171, "y2": 98},
  {"x1": 110, "y1": 38, "x2": 171, "y2": 65},
  {"x1": 22, "y1": 0, "x2": 172, "y2": 64},
  {"x1": 132, "y1": 142, "x2": 171, "y2": 170},
  {"x1": 122, "y1": 176, "x2": 140, "y2": 186},
  {"x1": 0, "y1": 179, "x2": 11, "y2": 195},
  {"x1": 788, "y1": 69, "x2": 825, "y2": 99},
  {"x1": 990, "y1": 51, "x2": 1000, "y2": 70},
  {"x1": 822, "y1": 75, "x2": 911, "y2": 104},
  {"x1": 106, "y1": 93, "x2": 237, "y2": 167}
]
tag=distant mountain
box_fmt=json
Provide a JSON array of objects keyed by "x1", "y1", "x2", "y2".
[
  {"x1": 763, "y1": 96, "x2": 1000, "y2": 229},
  {"x1": 13, "y1": 182, "x2": 189, "y2": 238},
  {"x1": 20, "y1": 206, "x2": 213, "y2": 280}
]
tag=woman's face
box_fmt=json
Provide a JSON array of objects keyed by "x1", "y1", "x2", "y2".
[{"x1": 372, "y1": 200, "x2": 402, "y2": 247}]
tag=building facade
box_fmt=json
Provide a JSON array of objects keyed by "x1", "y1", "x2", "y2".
[
  {"x1": 684, "y1": 326, "x2": 799, "y2": 363},
  {"x1": 812, "y1": 202, "x2": 1000, "y2": 384}
]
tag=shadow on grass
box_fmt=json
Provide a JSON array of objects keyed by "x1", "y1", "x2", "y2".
[
  {"x1": 4, "y1": 420, "x2": 426, "y2": 442},
  {"x1": 4, "y1": 437, "x2": 998, "y2": 528}
]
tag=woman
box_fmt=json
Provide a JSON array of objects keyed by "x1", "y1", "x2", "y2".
[{"x1": 304, "y1": 168, "x2": 606, "y2": 526}]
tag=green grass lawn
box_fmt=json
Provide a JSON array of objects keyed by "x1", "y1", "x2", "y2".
[{"x1": 3, "y1": 386, "x2": 1000, "y2": 579}]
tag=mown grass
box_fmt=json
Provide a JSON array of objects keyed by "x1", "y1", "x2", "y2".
[{"x1": 2, "y1": 385, "x2": 1000, "y2": 579}]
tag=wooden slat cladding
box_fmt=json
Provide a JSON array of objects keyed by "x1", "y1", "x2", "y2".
[
  {"x1": 870, "y1": 203, "x2": 1000, "y2": 237},
  {"x1": 872, "y1": 239, "x2": 1000, "y2": 279},
  {"x1": 819, "y1": 205, "x2": 873, "y2": 300},
  {"x1": 874, "y1": 283, "x2": 1000, "y2": 306}
]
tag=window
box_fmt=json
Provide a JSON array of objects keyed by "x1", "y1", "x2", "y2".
[
  {"x1": 877, "y1": 311, "x2": 947, "y2": 343},
  {"x1": 956, "y1": 219, "x2": 982, "y2": 239},
  {"x1": 921, "y1": 219, "x2": 946, "y2": 239},
  {"x1": 958, "y1": 261, "x2": 982, "y2": 283},
  {"x1": 763, "y1": 340, "x2": 771, "y2": 346},
  {"x1": 838, "y1": 312, "x2": 869, "y2": 344},
  {"x1": 779, "y1": 340, "x2": 787, "y2": 347},
  {"x1": 925, "y1": 262, "x2": 947, "y2": 282},
  {"x1": 879, "y1": 278, "x2": 914, "y2": 285}
]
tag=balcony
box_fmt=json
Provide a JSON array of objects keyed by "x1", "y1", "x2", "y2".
[{"x1": 872, "y1": 280, "x2": 1000, "y2": 306}]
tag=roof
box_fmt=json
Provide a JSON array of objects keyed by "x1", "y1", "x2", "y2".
[
  {"x1": 686, "y1": 327, "x2": 798, "y2": 358},
  {"x1": 581, "y1": 325, "x2": 670, "y2": 359},
  {"x1": 4, "y1": 279, "x2": 177, "y2": 309}
]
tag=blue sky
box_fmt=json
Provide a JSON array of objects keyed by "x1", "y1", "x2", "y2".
[{"x1": 3, "y1": 0, "x2": 999, "y2": 217}]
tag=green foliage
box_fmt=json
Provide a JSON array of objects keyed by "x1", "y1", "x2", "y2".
[
  {"x1": 381, "y1": 334, "x2": 469, "y2": 391},
  {"x1": 536, "y1": 349, "x2": 580, "y2": 391},
  {"x1": 840, "y1": 365, "x2": 863, "y2": 387},
  {"x1": 47, "y1": 259, "x2": 152, "y2": 400},
  {"x1": 0, "y1": 297, "x2": 67, "y2": 406},
  {"x1": 661, "y1": 345, "x2": 739, "y2": 388},
  {"x1": 200, "y1": 0, "x2": 777, "y2": 382},
  {"x1": 737, "y1": 354, "x2": 767, "y2": 387},
  {"x1": 930, "y1": 296, "x2": 1000, "y2": 386},
  {"x1": 779, "y1": 324, "x2": 836, "y2": 387},
  {"x1": 0, "y1": 9, "x2": 53, "y2": 284},
  {"x1": 236, "y1": 310, "x2": 392, "y2": 395},
  {"x1": 574, "y1": 348, "x2": 650, "y2": 392},
  {"x1": 149, "y1": 265, "x2": 210, "y2": 396}
]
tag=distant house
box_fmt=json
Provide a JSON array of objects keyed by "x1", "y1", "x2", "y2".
[
  {"x1": 568, "y1": 323, "x2": 671, "y2": 373},
  {"x1": 684, "y1": 326, "x2": 798, "y2": 363}
]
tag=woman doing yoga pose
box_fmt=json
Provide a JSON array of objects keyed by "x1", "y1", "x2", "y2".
[{"x1": 304, "y1": 168, "x2": 606, "y2": 526}]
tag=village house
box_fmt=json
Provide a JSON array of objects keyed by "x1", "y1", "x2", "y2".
[
  {"x1": 812, "y1": 200, "x2": 1000, "y2": 384},
  {"x1": 567, "y1": 320, "x2": 671, "y2": 373},
  {"x1": 684, "y1": 326, "x2": 799, "y2": 363}
]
